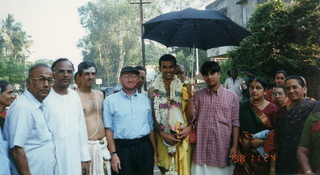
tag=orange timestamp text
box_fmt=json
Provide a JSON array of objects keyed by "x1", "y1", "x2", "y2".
[{"x1": 231, "y1": 154, "x2": 276, "y2": 163}]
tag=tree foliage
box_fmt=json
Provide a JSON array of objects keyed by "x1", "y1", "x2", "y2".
[
  {"x1": 228, "y1": 0, "x2": 320, "y2": 78},
  {"x1": 78, "y1": 0, "x2": 142, "y2": 87},
  {"x1": 0, "y1": 14, "x2": 32, "y2": 89},
  {"x1": 78, "y1": 0, "x2": 213, "y2": 86}
]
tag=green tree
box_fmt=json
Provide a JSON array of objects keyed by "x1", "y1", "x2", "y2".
[
  {"x1": 78, "y1": 0, "x2": 141, "y2": 87},
  {"x1": 228, "y1": 0, "x2": 320, "y2": 78},
  {"x1": 0, "y1": 14, "x2": 32, "y2": 62},
  {"x1": 0, "y1": 14, "x2": 32, "y2": 90}
]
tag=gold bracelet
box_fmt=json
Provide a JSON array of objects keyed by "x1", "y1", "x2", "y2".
[
  {"x1": 305, "y1": 170, "x2": 313, "y2": 174},
  {"x1": 269, "y1": 169, "x2": 275, "y2": 172}
]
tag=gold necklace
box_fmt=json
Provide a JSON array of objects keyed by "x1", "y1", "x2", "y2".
[{"x1": 250, "y1": 99, "x2": 266, "y2": 106}]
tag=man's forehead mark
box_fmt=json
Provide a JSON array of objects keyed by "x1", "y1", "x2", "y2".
[{"x1": 83, "y1": 67, "x2": 96, "y2": 73}]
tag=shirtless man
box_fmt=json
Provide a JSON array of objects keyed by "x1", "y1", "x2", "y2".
[{"x1": 76, "y1": 61, "x2": 111, "y2": 175}]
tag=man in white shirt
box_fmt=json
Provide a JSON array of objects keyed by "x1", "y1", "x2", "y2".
[
  {"x1": 45, "y1": 58, "x2": 90, "y2": 175},
  {"x1": 224, "y1": 68, "x2": 247, "y2": 102},
  {"x1": 4, "y1": 63, "x2": 56, "y2": 175}
]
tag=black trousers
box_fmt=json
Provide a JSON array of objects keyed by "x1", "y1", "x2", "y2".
[{"x1": 113, "y1": 135, "x2": 154, "y2": 175}]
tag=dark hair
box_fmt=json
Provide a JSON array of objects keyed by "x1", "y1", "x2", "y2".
[
  {"x1": 200, "y1": 61, "x2": 220, "y2": 75},
  {"x1": 176, "y1": 64, "x2": 184, "y2": 69},
  {"x1": 231, "y1": 67, "x2": 238, "y2": 71},
  {"x1": 135, "y1": 66, "x2": 146, "y2": 73},
  {"x1": 28, "y1": 63, "x2": 50, "y2": 78},
  {"x1": 275, "y1": 70, "x2": 287, "y2": 78},
  {"x1": 284, "y1": 75, "x2": 305, "y2": 87},
  {"x1": 78, "y1": 61, "x2": 97, "y2": 76},
  {"x1": 159, "y1": 54, "x2": 176, "y2": 68},
  {"x1": 0, "y1": 80, "x2": 10, "y2": 94},
  {"x1": 272, "y1": 84, "x2": 285, "y2": 92},
  {"x1": 251, "y1": 78, "x2": 268, "y2": 90},
  {"x1": 51, "y1": 58, "x2": 74, "y2": 71},
  {"x1": 74, "y1": 72, "x2": 78, "y2": 80}
]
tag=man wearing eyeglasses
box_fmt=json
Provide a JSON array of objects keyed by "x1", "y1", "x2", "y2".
[
  {"x1": 103, "y1": 66, "x2": 157, "y2": 175},
  {"x1": 4, "y1": 63, "x2": 56, "y2": 175},
  {"x1": 76, "y1": 61, "x2": 111, "y2": 175},
  {"x1": 44, "y1": 58, "x2": 90, "y2": 175}
]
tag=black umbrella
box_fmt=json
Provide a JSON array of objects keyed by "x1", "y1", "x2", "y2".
[{"x1": 142, "y1": 8, "x2": 251, "y2": 50}]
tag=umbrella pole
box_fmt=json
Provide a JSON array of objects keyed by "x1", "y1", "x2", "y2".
[{"x1": 191, "y1": 43, "x2": 195, "y2": 83}]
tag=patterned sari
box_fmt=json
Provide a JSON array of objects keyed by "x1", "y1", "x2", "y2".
[
  {"x1": 299, "y1": 112, "x2": 320, "y2": 173},
  {"x1": 274, "y1": 99, "x2": 320, "y2": 174},
  {"x1": 234, "y1": 100, "x2": 277, "y2": 175}
]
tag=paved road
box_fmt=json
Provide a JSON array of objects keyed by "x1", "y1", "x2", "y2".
[{"x1": 154, "y1": 165, "x2": 161, "y2": 175}]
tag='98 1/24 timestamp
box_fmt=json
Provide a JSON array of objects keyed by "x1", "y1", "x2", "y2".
[{"x1": 231, "y1": 154, "x2": 276, "y2": 163}]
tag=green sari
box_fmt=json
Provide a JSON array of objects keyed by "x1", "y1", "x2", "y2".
[
  {"x1": 234, "y1": 100, "x2": 278, "y2": 175},
  {"x1": 299, "y1": 112, "x2": 320, "y2": 173}
]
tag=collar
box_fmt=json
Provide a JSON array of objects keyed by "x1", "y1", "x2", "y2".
[
  {"x1": 120, "y1": 89, "x2": 138, "y2": 99},
  {"x1": 205, "y1": 84, "x2": 223, "y2": 96},
  {"x1": 24, "y1": 89, "x2": 43, "y2": 110}
]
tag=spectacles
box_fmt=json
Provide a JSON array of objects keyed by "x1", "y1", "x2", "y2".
[
  {"x1": 122, "y1": 74, "x2": 138, "y2": 79},
  {"x1": 272, "y1": 92, "x2": 285, "y2": 96},
  {"x1": 30, "y1": 77, "x2": 54, "y2": 84},
  {"x1": 54, "y1": 69, "x2": 73, "y2": 75}
]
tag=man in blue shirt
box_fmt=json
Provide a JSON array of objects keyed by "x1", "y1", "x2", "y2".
[{"x1": 103, "y1": 66, "x2": 157, "y2": 175}]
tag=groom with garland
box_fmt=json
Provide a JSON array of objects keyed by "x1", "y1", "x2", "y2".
[{"x1": 148, "y1": 54, "x2": 192, "y2": 175}]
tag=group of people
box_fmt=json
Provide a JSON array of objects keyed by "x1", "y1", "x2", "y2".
[{"x1": 0, "y1": 54, "x2": 319, "y2": 175}]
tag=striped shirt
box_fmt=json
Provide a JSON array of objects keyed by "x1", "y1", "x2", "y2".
[{"x1": 192, "y1": 85, "x2": 240, "y2": 167}]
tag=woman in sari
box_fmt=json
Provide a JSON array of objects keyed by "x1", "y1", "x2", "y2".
[
  {"x1": 0, "y1": 80, "x2": 15, "y2": 130},
  {"x1": 297, "y1": 112, "x2": 320, "y2": 174},
  {"x1": 0, "y1": 80, "x2": 14, "y2": 175},
  {"x1": 272, "y1": 76, "x2": 320, "y2": 174},
  {"x1": 234, "y1": 78, "x2": 278, "y2": 175}
]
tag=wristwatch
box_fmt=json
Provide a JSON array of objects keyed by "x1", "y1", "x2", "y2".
[{"x1": 110, "y1": 151, "x2": 117, "y2": 156}]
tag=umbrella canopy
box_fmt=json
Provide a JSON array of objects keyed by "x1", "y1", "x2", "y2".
[{"x1": 142, "y1": 8, "x2": 251, "y2": 50}]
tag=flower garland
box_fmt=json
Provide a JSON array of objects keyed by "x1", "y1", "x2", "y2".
[{"x1": 153, "y1": 73, "x2": 182, "y2": 175}]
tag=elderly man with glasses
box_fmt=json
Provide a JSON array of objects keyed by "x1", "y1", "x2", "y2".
[{"x1": 4, "y1": 63, "x2": 56, "y2": 175}]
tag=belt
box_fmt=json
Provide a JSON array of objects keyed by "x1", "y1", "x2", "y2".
[
  {"x1": 88, "y1": 137, "x2": 107, "y2": 145},
  {"x1": 115, "y1": 135, "x2": 149, "y2": 144}
]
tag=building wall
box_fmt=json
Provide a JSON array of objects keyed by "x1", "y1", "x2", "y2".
[{"x1": 206, "y1": 0, "x2": 292, "y2": 59}]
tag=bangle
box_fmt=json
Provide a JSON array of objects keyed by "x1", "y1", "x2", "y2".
[
  {"x1": 305, "y1": 170, "x2": 313, "y2": 174},
  {"x1": 269, "y1": 169, "x2": 275, "y2": 172}
]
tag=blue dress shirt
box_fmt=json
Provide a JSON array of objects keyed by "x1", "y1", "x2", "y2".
[{"x1": 103, "y1": 89, "x2": 153, "y2": 139}]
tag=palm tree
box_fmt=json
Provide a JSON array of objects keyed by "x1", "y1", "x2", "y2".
[{"x1": 0, "y1": 14, "x2": 32, "y2": 62}]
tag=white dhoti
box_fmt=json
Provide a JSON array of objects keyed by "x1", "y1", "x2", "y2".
[
  {"x1": 88, "y1": 137, "x2": 111, "y2": 175},
  {"x1": 191, "y1": 162, "x2": 233, "y2": 175}
]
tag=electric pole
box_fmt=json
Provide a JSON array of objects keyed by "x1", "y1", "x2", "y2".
[
  {"x1": 131, "y1": 0, "x2": 151, "y2": 91},
  {"x1": 130, "y1": 0, "x2": 151, "y2": 68}
]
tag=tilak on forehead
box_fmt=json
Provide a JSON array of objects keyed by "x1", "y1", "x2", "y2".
[{"x1": 83, "y1": 67, "x2": 96, "y2": 73}]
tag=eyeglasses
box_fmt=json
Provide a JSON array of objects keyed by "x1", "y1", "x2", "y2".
[
  {"x1": 122, "y1": 74, "x2": 138, "y2": 79},
  {"x1": 54, "y1": 69, "x2": 73, "y2": 75},
  {"x1": 30, "y1": 77, "x2": 54, "y2": 84},
  {"x1": 272, "y1": 92, "x2": 285, "y2": 96}
]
